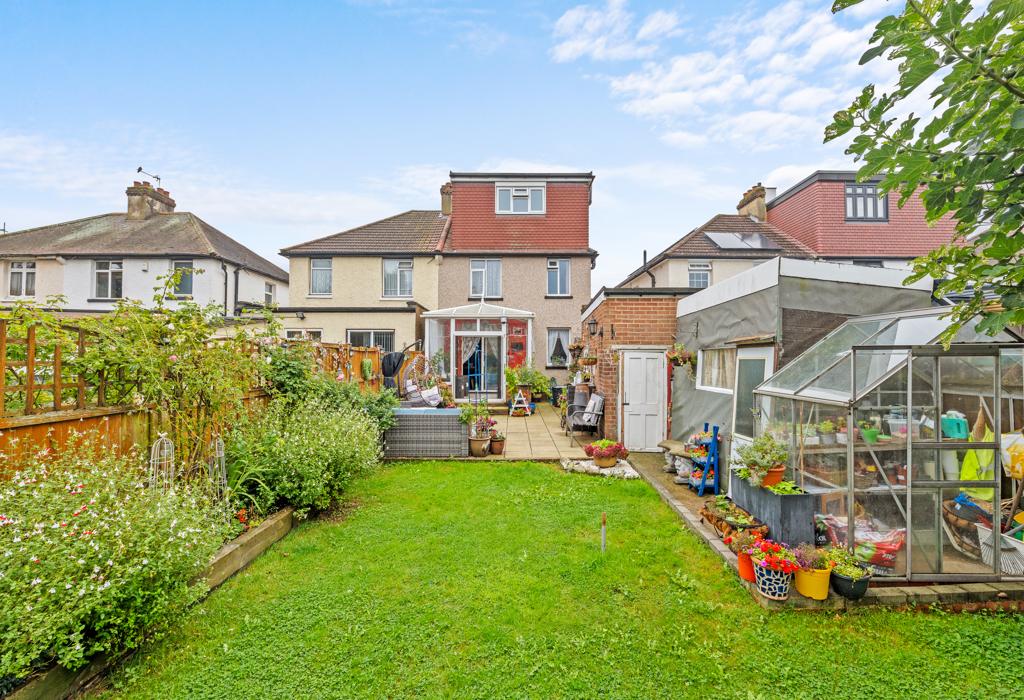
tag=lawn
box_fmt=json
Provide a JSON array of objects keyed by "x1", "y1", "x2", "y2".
[{"x1": 104, "y1": 461, "x2": 1024, "y2": 698}]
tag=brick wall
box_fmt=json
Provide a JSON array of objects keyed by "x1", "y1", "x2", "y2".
[
  {"x1": 767, "y1": 181, "x2": 956, "y2": 257},
  {"x1": 582, "y1": 296, "x2": 680, "y2": 440},
  {"x1": 448, "y1": 181, "x2": 591, "y2": 251}
]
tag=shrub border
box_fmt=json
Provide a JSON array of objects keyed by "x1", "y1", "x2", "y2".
[{"x1": 7, "y1": 507, "x2": 295, "y2": 700}]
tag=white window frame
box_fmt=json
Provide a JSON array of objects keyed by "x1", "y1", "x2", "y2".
[
  {"x1": 845, "y1": 183, "x2": 888, "y2": 221},
  {"x1": 382, "y1": 258, "x2": 414, "y2": 298},
  {"x1": 8, "y1": 260, "x2": 36, "y2": 297},
  {"x1": 285, "y1": 329, "x2": 322, "y2": 341},
  {"x1": 346, "y1": 329, "x2": 395, "y2": 353},
  {"x1": 309, "y1": 257, "x2": 332, "y2": 296},
  {"x1": 688, "y1": 261, "x2": 711, "y2": 289},
  {"x1": 172, "y1": 259, "x2": 194, "y2": 297},
  {"x1": 470, "y1": 258, "x2": 502, "y2": 298},
  {"x1": 495, "y1": 182, "x2": 545, "y2": 215},
  {"x1": 264, "y1": 282, "x2": 276, "y2": 305},
  {"x1": 695, "y1": 347, "x2": 736, "y2": 394},
  {"x1": 93, "y1": 260, "x2": 124, "y2": 300},
  {"x1": 546, "y1": 258, "x2": 570, "y2": 296}
]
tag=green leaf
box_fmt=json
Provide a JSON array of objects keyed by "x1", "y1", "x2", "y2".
[
  {"x1": 1011, "y1": 107, "x2": 1024, "y2": 129},
  {"x1": 859, "y1": 44, "x2": 887, "y2": 64}
]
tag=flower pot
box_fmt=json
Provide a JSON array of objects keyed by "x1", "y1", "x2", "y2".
[
  {"x1": 837, "y1": 431, "x2": 848, "y2": 445},
  {"x1": 490, "y1": 438, "x2": 506, "y2": 455},
  {"x1": 760, "y1": 465, "x2": 786, "y2": 487},
  {"x1": 737, "y1": 552, "x2": 756, "y2": 582},
  {"x1": 468, "y1": 436, "x2": 491, "y2": 458},
  {"x1": 861, "y1": 428, "x2": 879, "y2": 444},
  {"x1": 820, "y1": 432, "x2": 836, "y2": 446},
  {"x1": 794, "y1": 567, "x2": 832, "y2": 600},
  {"x1": 831, "y1": 569, "x2": 871, "y2": 600},
  {"x1": 753, "y1": 565, "x2": 792, "y2": 600},
  {"x1": 594, "y1": 455, "x2": 617, "y2": 468}
]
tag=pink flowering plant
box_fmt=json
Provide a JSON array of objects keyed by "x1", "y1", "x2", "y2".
[
  {"x1": 0, "y1": 431, "x2": 229, "y2": 681},
  {"x1": 583, "y1": 439, "x2": 629, "y2": 460}
]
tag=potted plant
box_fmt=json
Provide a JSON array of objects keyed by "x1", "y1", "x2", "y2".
[
  {"x1": 794, "y1": 543, "x2": 833, "y2": 600},
  {"x1": 733, "y1": 433, "x2": 789, "y2": 487},
  {"x1": 829, "y1": 547, "x2": 872, "y2": 600},
  {"x1": 724, "y1": 529, "x2": 762, "y2": 583},
  {"x1": 819, "y1": 420, "x2": 836, "y2": 446},
  {"x1": 859, "y1": 419, "x2": 880, "y2": 445},
  {"x1": 746, "y1": 538, "x2": 800, "y2": 601},
  {"x1": 836, "y1": 416, "x2": 848, "y2": 445},
  {"x1": 459, "y1": 401, "x2": 493, "y2": 457},
  {"x1": 489, "y1": 431, "x2": 506, "y2": 455},
  {"x1": 584, "y1": 439, "x2": 629, "y2": 468}
]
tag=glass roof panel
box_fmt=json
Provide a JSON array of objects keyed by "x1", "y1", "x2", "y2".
[
  {"x1": 758, "y1": 317, "x2": 893, "y2": 393},
  {"x1": 859, "y1": 313, "x2": 949, "y2": 347},
  {"x1": 802, "y1": 355, "x2": 852, "y2": 401}
]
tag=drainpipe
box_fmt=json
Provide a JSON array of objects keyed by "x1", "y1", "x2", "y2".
[
  {"x1": 643, "y1": 250, "x2": 656, "y2": 287},
  {"x1": 233, "y1": 266, "x2": 240, "y2": 317},
  {"x1": 221, "y1": 262, "x2": 229, "y2": 316}
]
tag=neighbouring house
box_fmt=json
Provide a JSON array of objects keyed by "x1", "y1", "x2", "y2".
[
  {"x1": 0, "y1": 182, "x2": 289, "y2": 315},
  {"x1": 764, "y1": 170, "x2": 957, "y2": 267},
  {"x1": 277, "y1": 211, "x2": 447, "y2": 350},
  {"x1": 428, "y1": 171, "x2": 596, "y2": 400},
  {"x1": 671, "y1": 257, "x2": 935, "y2": 462}
]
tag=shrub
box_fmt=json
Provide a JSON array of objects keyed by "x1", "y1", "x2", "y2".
[
  {"x1": 225, "y1": 395, "x2": 383, "y2": 518},
  {"x1": 305, "y1": 378, "x2": 398, "y2": 432},
  {"x1": 0, "y1": 434, "x2": 228, "y2": 681}
]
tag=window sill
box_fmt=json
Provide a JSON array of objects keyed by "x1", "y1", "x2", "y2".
[
  {"x1": 494, "y1": 212, "x2": 546, "y2": 216},
  {"x1": 843, "y1": 218, "x2": 889, "y2": 223},
  {"x1": 544, "y1": 295, "x2": 572, "y2": 299},
  {"x1": 87, "y1": 298, "x2": 122, "y2": 302},
  {"x1": 306, "y1": 294, "x2": 333, "y2": 298},
  {"x1": 546, "y1": 365, "x2": 569, "y2": 370},
  {"x1": 381, "y1": 296, "x2": 414, "y2": 301},
  {"x1": 696, "y1": 384, "x2": 733, "y2": 395},
  {"x1": 468, "y1": 297, "x2": 503, "y2": 301}
]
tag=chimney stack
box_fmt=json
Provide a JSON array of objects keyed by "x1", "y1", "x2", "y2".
[
  {"x1": 126, "y1": 181, "x2": 176, "y2": 220},
  {"x1": 440, "y1": 182, "x2": 453, "y2": 216},
  {"x1": 737, "y1": 182, "x2": 767, "y2": 222}
]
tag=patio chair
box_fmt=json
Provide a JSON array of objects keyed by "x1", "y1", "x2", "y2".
[
  {"x1": 404, "y1": 379, "x2": 442, "y2": 408},
  {"x1": 566, "y1": 392, "x2": 604, "y2": 445}
]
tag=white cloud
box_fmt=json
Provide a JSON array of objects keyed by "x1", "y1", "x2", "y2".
[
  {"x1": 660, "y1": 130, "x2": 708, "y2": 148},
  {"x1": 551, "y1": 0, "x2": 686, "y2": 62}
]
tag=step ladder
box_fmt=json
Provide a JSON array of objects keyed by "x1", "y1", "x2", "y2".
[{"x1": 509, "y1": 390, "x2": 531, "y2": 416}]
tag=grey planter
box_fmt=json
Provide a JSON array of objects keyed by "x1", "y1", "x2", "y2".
[
  {"x1": 384, "y1": 408, "x2": 469, "y2": 458},
  {"x1": 729, "y1": 468, "x2": 816, "y2": 546}
]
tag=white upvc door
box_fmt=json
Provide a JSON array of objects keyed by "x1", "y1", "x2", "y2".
[
  {"x1": 729, "y1": 345, "x2": 776, "y2": 463},
  {"x1": 621, "y1": 350, "x2": 667, "y2": 452}
]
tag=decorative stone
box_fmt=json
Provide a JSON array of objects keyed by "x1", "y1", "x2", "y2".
[{"x1": 561, "y1": 458, "x2": 640, "y2": 479}]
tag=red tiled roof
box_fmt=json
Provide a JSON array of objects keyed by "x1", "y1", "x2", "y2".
[
  {"x1": 445, "y1": 181, "x2": 592, "y2": 253},
  {"x1": 281, "y1": 211, "x2": 449, "y2": 256},
  {"x1": 766, "y1": 175, "x2": 956, "y2": 257}
]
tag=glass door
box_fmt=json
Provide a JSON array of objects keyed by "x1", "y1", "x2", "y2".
[{"x1": 455, "y1": 333, "x2": 503, "y2": 401}]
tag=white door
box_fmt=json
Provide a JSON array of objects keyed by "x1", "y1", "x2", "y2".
[
  {"x1": 622, "y1": 351, "x2": 667, "y2": 452},
  {"x1": 729, "y1": 346, "x2": 775, "y2": 463}
]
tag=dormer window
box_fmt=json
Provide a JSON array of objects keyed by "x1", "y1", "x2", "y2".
[
  {"x1": 845, "y1": 183, "x2": 888, "y2": 221},
  {"x1": 496, "y1": 183, "x2": 545, "y2": 214}
]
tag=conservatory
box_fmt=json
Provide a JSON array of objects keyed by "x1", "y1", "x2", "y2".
[
  {"x1": 423, "y1": 302, "x2": 534, "y2": 402},
  {"x1": 751, "y1": 307, "x2": 1024, "y2": 583}
]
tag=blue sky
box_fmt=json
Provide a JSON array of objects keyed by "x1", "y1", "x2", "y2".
[{"x1": 0, "y1": 0, "x2": 898, "y2": 291}]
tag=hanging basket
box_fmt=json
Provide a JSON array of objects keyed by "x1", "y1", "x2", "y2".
[{"x1": 753, "y1": 566, "x2": 792, "y2": 601}]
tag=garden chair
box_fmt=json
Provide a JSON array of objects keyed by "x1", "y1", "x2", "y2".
[{"x1": 566, "y1": 393, "x2": 604, "y2": 445}]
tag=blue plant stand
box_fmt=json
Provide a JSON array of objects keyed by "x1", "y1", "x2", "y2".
[{"x1": 687, "y1": 422, "x2": 720, "y2": 496}]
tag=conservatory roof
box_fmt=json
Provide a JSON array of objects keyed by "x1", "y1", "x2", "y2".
[
  {"x1": 755, "y1": 307, "x2": 1022, "y2": 405},
  {"x1": 422, "y1": 302, "x2": 535, "y2": 319}
]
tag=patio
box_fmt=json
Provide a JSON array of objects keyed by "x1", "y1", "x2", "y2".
[{"x1": 485, "y1": 403, "x2": 586, "y2": 461}]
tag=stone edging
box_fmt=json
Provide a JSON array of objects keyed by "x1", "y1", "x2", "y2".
[
  {"x1": 633, "y1": 460, "x2": 1024, "y2": 611},
  {"x1": 8, "y1": 507, "x2": 296, "y2": 700}
]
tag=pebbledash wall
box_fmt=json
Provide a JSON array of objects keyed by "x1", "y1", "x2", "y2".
[{"x1": 580, "y1": 289, "x2": 692, "y2": 441}]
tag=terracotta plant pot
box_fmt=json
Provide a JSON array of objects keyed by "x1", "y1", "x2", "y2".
[
  {"x1": 760, "y1": 465, "x2": 786, "y2": 487},
  {"x1": 490, "y1": 438, "x2": 506, "y2": 455},
  {"x1": 593, "y1": 455, "x2": 618, "y2": 468},
  {"x1": 468, "y1": 437, "x2": 491, "y2": 458},
  {"x1": 794, "y1": 567, "x2": 832, "y2": 600},
  {"x1": 737, "y1": 552, "x2": 756, "y2": 582}
]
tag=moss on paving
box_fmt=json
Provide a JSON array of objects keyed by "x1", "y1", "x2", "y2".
[{"x1": 104, "y1": 461, "x2": 1024, "y2": 698}]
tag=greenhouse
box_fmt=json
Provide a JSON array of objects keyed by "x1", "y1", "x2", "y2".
[{"x1": 751, "y1": 307, "x2": 1024, "y2": 583}]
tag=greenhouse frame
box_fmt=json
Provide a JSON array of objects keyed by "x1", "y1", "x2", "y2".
[{"x1": 752, "y1": 307, "x2": 1024, "y2": 583}]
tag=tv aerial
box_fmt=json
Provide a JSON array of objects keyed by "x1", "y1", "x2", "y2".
[{"x1": 136, "y1": 166, "x2": 161, "y2": 188}]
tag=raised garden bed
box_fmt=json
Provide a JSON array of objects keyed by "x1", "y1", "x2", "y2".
[
  {"x1": 729, "y1": 468, "x2": 815, "y2": 546},
  {"x1": 9, "y1": 508, "x2": 295, "y2": 700}
]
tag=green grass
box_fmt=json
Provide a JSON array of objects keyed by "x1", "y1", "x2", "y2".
[{"x1": 104, "y1": 461, "x2": 1024, "y2": 699}]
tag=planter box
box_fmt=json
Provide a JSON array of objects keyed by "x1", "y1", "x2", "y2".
[
  {"x1": 730, "y1": 469, "x2": 816, "y2": 546},
  {"x1": 384, "y1": 408, "x2": 468, "y2": 458}
]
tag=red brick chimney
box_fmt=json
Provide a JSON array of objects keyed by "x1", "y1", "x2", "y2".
[{"x1": 126, "y1": 181, "x2": 176, "y2": 220}]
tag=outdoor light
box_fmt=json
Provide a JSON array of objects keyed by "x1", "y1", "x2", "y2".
[{"x1": 587, "y1": 318, "x2": 598, "y2": 336}]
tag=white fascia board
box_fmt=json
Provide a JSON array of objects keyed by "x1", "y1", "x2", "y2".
[{"x1": 778, "y1": 258, "x2": 932, "y2": 291}]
